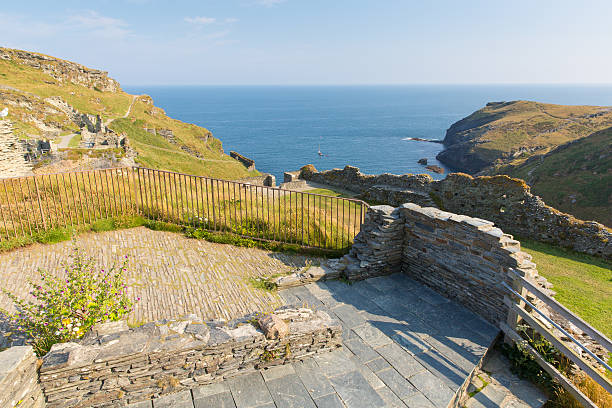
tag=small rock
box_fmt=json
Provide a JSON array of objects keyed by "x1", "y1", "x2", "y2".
[
  {"x1": 258, "y1": 314, "x2": 289, "y2": 340},
  {"x1": 418, "y1": 158, "x2": 428, "y2": 165},
  {"x1": 425, "y1": 165, "x2": 444, "y2": 174}
]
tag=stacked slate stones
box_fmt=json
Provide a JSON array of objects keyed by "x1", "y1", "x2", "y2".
[
  {"x1": 0, "y1": 346, "x2": 45, "y2": 408},
  {"x1": 38, "y1": 307, "x2": 341, "y2": 408},
  {"x1": 334, "y1": 205, "x2": 405, "y2": 280},
  {"x1": 0, "y1": 120, "x2": 33, "y2": 179}
]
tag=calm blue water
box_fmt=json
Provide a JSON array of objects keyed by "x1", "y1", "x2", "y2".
[{"x1": 124, "y1": 85, "x2": 612, "y2": 181}]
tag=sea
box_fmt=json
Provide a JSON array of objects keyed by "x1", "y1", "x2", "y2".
[{"x1": 124, "y1": 85, "x2": 612, "y2": 181}]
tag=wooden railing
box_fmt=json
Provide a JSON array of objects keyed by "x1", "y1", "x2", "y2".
[
  {"x1": 0, "y1": 167, "x2": 368, "y2": 251},
  {"x1": 502, "y1": 270, "x2": 612, "y2": 407}
]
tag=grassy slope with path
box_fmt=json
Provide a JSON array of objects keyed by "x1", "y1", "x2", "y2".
[{"x1": 0, "y1": 48, "x2": 255, "y2": 179}]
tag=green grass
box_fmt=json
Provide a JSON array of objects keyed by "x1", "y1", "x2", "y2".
[
  {"x1": 110, "y1": 117, "x2": 255, "y2": 179},
  {"x1": 305, "y1": 188, "x2": 356, "y2": 198},
  {"x1": 519, "y1": 237, "x2": 612, "y2": 338},
  {"x1": 504, "y1": 127, "x2": 612, "y2": 226},
  {"x1": 67, "y1": 134, "x2": 81, "y2": 148}
]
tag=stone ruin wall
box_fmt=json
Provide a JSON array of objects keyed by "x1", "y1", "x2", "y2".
[
  {"x1": 299, "y1": 165, "x2": 612, "y2": 260},
  {"x1": 230, "y1": 151, "x2": 256, "y2": 171},
  {"x1": 0, "y1": 346, "x2": 45, "y2": 408},
  {"x1": 7, "y1": 306, "x2": 341, "y2": 408},
  {"x1": 335, "y1": 204, "x2": 543, "y2": 325},
  {"x1": 0, "y1": 120, "x2": 33, "y2": 179}
]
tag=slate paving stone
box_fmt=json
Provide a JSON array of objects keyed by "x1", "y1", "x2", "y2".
[
  {"x1": 466, "y1": 316, "x2": 501, "y2": 342},
  {"x1": 193, "y1": 392, "x2": 236, "y2": 408},
  {"x1": 314, "y1": 349, "x2": 357, "y2": 378},
  {"x1": 376, "y1": 342, "x2": 426, "y2": 379},
  {"x1": 266, "y1": 375, "x2": 317, "y2": 408},
  {"x1": 261, "y1": 364, "x2": 296, "y2": 382},
  {"x1": 375, "y1": 386, "x2": 409, "y2": 408},
  {"x1": 408, "y1": 370, "x2": 455, "y2": 408},
  {"x1": 365, "y1": 357, "x2": 392, "y2": 373},
  {"x1": 352, "y1": 324, "x2": 393, "y2": 349},
  {"x1": 126, "y1": 401, "x2": 152, "y2": 408},
  {"x1": 152, "y1": 390, "x2": 194, "y2": 408},
  {"x1": 376, "y1": 367, "x2": 419, "y2": 400},
  {"x1": 403, "y1": 392, "x2": 437, "y2": 408},
  {"x1": 279, "y1": 290, "x2": 301, "y2": 305},
  {"x1": 313, "y1": 393, "x2": 344, "y2": 408},
  {"x1": 413, "y1": 349, "x2": 470, "y2": 391},
  {"x1": 423, "y1": 334, "x2": 480, "y2": 373},
  {"x1": 328, "y1": 370, "x2": 386, "y2": 408},
  {"x1": 293, "y1": 360, "x2": 336, "y2": 400},
  {"x1": 365, "y1": 275, "x2": 399, "y2": 292},
  {"x1": 332, "y1": 303, "x2": 367, "y2": 328},
  {"x1": 350, "y1": 356, "x2": 386, "y2": 390},
  {"x1": 227, "y1": 373, "x2": 274, "y2": 408},
  {"x1": 344, "y1": 337, "x2": 381, "y2": 363},
  {"x1": 389, "y1": 327, "x2": 432, "y2": 355}
]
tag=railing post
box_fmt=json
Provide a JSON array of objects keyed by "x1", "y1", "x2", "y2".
[{"x1": 505, "y1": 268, "x2": 527, "y2": 343}]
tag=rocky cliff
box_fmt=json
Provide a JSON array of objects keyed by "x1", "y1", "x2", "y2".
[
  {"x1": 437, "y1": 100, "x2": 612, "y2": 173},
  {"x1": 0, "y1": 48, "x2": 120, "y2": 92}
]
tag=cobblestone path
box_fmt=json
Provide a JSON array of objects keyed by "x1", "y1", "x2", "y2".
[{"x1": 0, "y1": 227, "x2": 319, "y2": 324}]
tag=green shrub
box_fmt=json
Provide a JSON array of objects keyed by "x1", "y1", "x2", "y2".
[{"x1": 1, "y1": 243, "x2": 138, "y2": 356}]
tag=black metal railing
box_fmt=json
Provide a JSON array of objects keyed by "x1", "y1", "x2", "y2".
[{"x1": 0, "y1": 167, "x2": 368, "y2": 251}]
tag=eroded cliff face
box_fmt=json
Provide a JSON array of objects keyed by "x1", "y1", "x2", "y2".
[
  {"x1": 437, "y1": 100, "x2": 612, "y2": 174},
  {"x1": 0, "y1": 48, "x2": 120, "y2": 92}
]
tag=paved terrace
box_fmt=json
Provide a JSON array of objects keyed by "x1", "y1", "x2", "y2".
[
  {"x1": 126, "y1": 274, "x2": 507, "y2": 408},
  {"x1": 1, "y1": 229, "x2": 544, "y2": 407},
  {"x1": 0, "y1": 227, "x2": 317, "y2": 324}
]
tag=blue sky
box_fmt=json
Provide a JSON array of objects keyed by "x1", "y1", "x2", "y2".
[{"x1": 1, "y1": 0, "x2": 611, "y2": 85}]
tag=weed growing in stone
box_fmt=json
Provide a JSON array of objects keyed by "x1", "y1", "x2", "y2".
[{"x1": 1, "y1": 242, "x2": 138, "y2": 356}]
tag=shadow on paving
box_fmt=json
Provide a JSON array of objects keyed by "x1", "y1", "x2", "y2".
[{"x1": 277, "y1": 272, "x2": 501, "y2": 408}]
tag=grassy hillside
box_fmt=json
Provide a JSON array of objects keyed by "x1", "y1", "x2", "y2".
[
  {"x1": 0, "y1": 47, "x2": 255, "y2": 179},
  {"x1": 437, "y1": 100, "x2": 612, "y2": 173},
  {"x1": 500, "y1": 128, "x2": 612, "y2": 226},
  {"x1": 520, "y1": 237, "x2": 612, "y2": 338}
]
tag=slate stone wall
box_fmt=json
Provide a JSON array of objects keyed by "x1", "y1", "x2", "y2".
[
  {"x1": 399, "y1": 203, "x2": 538, "y2": 325},
  {"x1": 0, "y1": 120, "x2": 33, "y2": 179},
  {"x1": 230, "y1": 151, "x2": 256, "y2": 171},
  {"x1": 0, "y1": 346, "x2": 45, "y2": 408},
  {"x1": 298, "y1": 165, "x2": 612, "y2": 259},
  {"x1": 337, "y1": 203, "x2": 542, "y2": 325},
  {"x1": 333, "y1": 205, "x2": 405, "y2": 280},
  {"x1": 237, "y1": 174, "x2": 276, "y2": 187},
  {"x1": 39, "y1": 307, "x2": 341, "y2": 408}
]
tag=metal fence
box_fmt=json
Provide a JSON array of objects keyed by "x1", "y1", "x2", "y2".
[
  {"x1": 502, "y1": 270, "x2": 612, "y2": 407},
  {"x1": 0, "y1": 167, "x2": 368, "y2": 251}
]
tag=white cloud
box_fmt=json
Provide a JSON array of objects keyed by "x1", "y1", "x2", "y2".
[
  {"x1": 224, "y1": 18, "x2": 239, "y2": 24},
  {"x1": 184, "y1": 16, "x2": 217, "y2": 25},
  {"x1": 257, "y1": 0, "x2": 286, "y2": 6},
  {"x1": 68, "y1": 11, "x2": 130, "y2": 39}
]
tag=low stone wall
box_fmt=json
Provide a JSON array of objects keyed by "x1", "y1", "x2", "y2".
[
  {"x1": 335, "y1": 203, "x2": 542, "y2": 325},
  {"x1": 297, "y1": 165, "x2": 612, "y2": 259},
  {"x1": 230, "y1": 151, "x2": 256, "y2": 171},
  {"x1": 0, "y1": 346, "x2": 45, "y2": 408},
  {"x1": 400, "y1": 203, "x2": 538, "y2": 324},
  {"x1": 39, "y1": 307, "x2": 341, "y2": 408},
  {"x1": 237, "y1": 174, "x2": 276, "y2": 187},
  {"x1": 279, "y1": 180, "x2": 308, "y2": 190}
]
